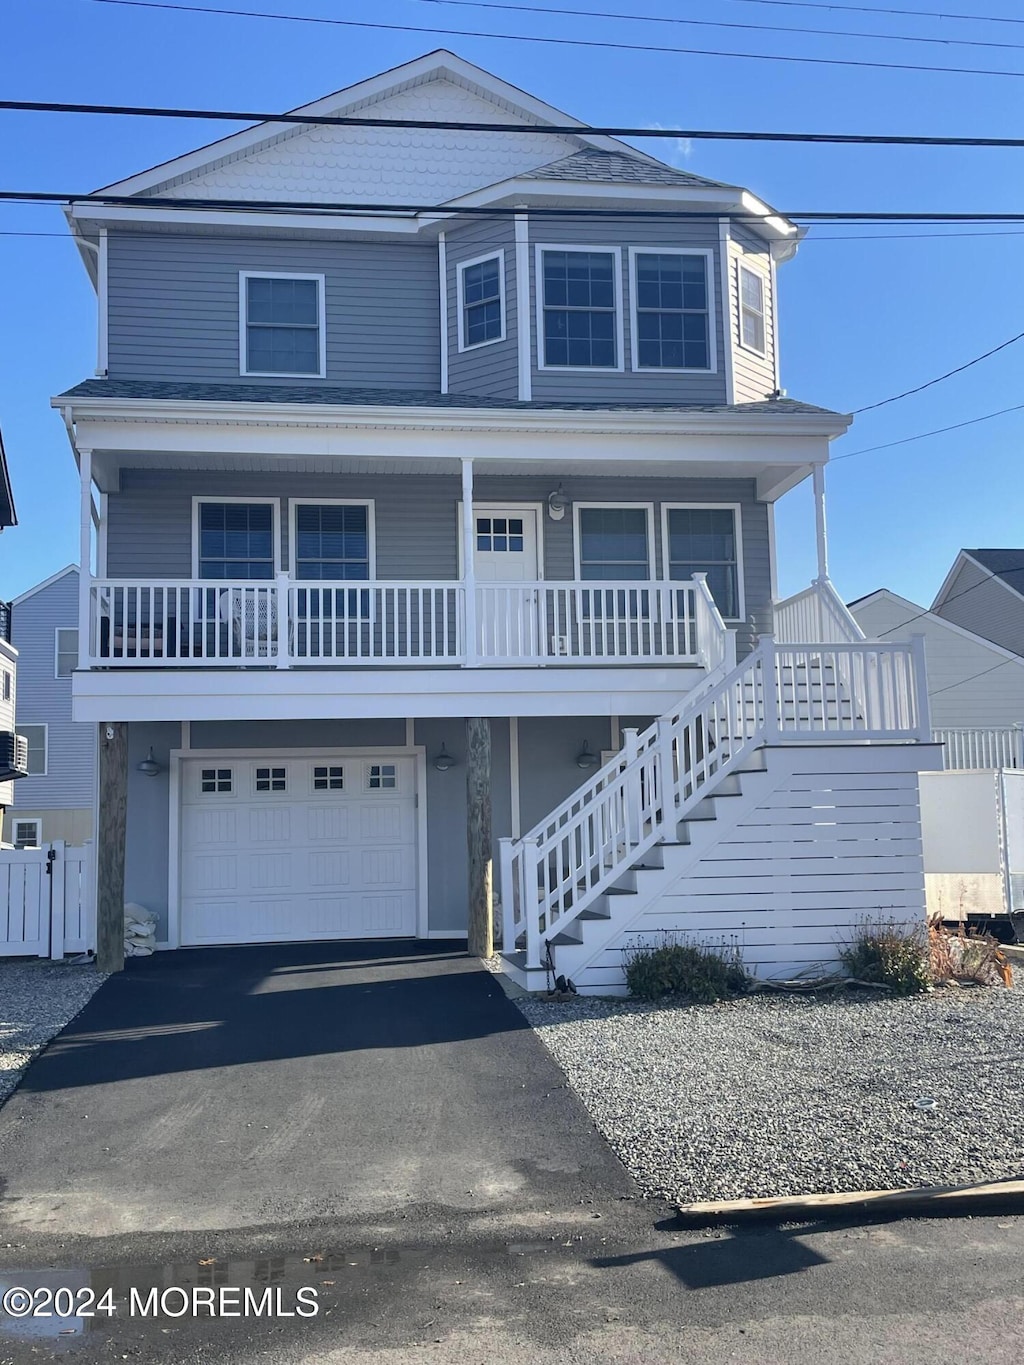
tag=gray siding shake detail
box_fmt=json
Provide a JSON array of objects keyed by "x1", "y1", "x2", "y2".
[
  {"x1": 528, "y1": 216, "x2": 729, "y2": 404},
  {"x1": 106, "y1": 233, "x2": 440, "y2": 389},
  {"x1": 106, "y1": 470, "x2": 771, "y2": 652},
  {"x1": 12, "y1": 570, "x2": 96, "y2": 810},
  {"x1": 446, "y1": 217, "x2": 519, "y2": 401}
]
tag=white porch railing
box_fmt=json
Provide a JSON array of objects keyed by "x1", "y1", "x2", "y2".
[
  {"x1": 499, "y1": 635, "x2": 930, "y2": 968},
  {"x1": 85, "y1": 576, "x2": 723, "y2": 669},
  {"x1": 773, "y1": 581, "x2": 866, "y2": 645},
  {"x1": 934, "y1": 726, "x2": 1024, "y2": 770}
]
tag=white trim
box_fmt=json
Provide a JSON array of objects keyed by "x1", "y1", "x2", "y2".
[
  {"x1": 78, "y1": 448, "x2": 92, "y2": 672},
  {"x1": 191, "y1": 495, "x2": 281, "y2": 579},
  {"x1": 166, "y1": 743, "x2": 428, "y2": 949},
  {"x1": 12, "y1": 564, "x2": 77, "y2": 607},
  {"x1": 21, "y1": 722, "x2": 48, "y2": 777},
  {"x1": 12, "y1": 818, "x2": 42, "y2": 849},
  {"x1": 456, "y1": 501, "x2": 545, "y2": 580},
  {"x1": 660, "y1": 502, "x2": 746, "y2": 623},
  {"x1": 55, "y1": 627, "x2": 79, "y2": 680},
  {"x1": 767, "y1": 501, "x2": 778, "y2": 604},
  {"x1": 286, "y1": 497, "x2": 376, "y2": 579},
  {"x1": 438, "y1": 233, "x2": 449, "y2": 395},
  {"x1": 96, "y1": 228, "x2": 108, "y2": 376},
  {"x1": 717, "y1": 219, "x2": 736, "y2": 405},
  {"x1": 572, "y1": 502, "x2": 656, "y2": 581},
  {"x1": 238, "y1": 271, "x2": 327, "y2": 379},
  {"x1": 98, "y1": 493, "x2": 108, "y2": 577},
  {"x1": 769, "y1": 251, "x2": 780, "y2": 389},
  {"x1": 534, "y1": 244, "x2": 625, "y2": 373},
  {"x1": 812, "y1": 464, "x2": 829, "y2": 583},
  {"x1": 456, "y1": 248, "x2": 507, "y2": 353},
  {"x1": 627, "y1": 246, "x2": 717, "y2": 375},
  {"x1": 509, "y1": 716, "x2": 521, "y2": 840},
  {"x1": 737, "y1": 261, "x2": 768, "y2": 359},
  {"x1": 514, "y1": 213, "x2": 532, "y2": 401}
]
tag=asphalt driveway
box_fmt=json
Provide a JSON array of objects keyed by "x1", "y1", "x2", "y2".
[{"x1": 0, "y1": 942, "x2": 631, "y2": 1243}]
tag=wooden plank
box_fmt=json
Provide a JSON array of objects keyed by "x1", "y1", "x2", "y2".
[
  {"x1": 676, "y1": 1179, "x2": 1024, "y2": 1226},
  {"x1": 97, "y1": 722, "x2": 128, "y2": 974},
  {"x1": 466, "y1": 716, "x2": 493, "y2": 959}
]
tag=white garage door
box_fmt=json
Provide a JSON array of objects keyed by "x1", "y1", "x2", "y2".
[{"x1": 179, "y1": 754, "x2": 418, "y2": 946}]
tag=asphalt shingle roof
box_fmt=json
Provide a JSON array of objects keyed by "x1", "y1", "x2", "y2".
[
  {"x1": 967, "y1": 549, "x2": 1024, "y2": 588},
  {"x1": 529, "y1": 147, "x2": 731, "y2": 190},
  {"x1": 56, "y1": 378, "x2": 839, "y2": 417}
]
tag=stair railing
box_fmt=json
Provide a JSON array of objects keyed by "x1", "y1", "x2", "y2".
[{"x1": 773, "y1": 580, "x2": 865, "y2": 645}]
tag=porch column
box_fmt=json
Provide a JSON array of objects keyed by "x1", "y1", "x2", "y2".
[
  {"x1": 78, "y1": 447, "x2": 93, "y2": 670},
  {"x1": 466, "y1": 716, "x2": 493, "y2": 958},
  {"x1": 461, "y1": 457, "x2": 478, "y2": 667},
  {"x1": 812, "y1": 463, "x2": 830, "y2": 584}
]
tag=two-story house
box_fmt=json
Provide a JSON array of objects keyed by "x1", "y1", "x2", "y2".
[{"x1": 54, "y1": 51, "x2": 937, "y2": 988}]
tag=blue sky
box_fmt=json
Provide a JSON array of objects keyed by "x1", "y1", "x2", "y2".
[{"x1": 2, "y1": 0, "x2": 1023, "y2": 603}]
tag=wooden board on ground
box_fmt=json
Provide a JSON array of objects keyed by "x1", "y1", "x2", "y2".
[{"x1": 676, "y1": 1179, "x2": 1024, "y2": 1225}]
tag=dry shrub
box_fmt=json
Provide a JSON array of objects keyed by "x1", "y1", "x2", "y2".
[
  {"x1": 929, "y1": 922, "x2": 1013, "y2": 988},
  {"x1": 839, "y1": 920, "x2": 931, "y2": 995}
]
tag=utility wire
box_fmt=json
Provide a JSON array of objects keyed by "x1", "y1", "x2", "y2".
[
  {"x1": 869, "y1": 564, "x2": 1024, "y2": 641},
  {"x1": 851, "y1": 330, "x2": 1024, "y2": 414},
  {"x1": 8, "y1": 97, "x2": 1024, "y2": 149},
  {"x1": 77, "y1": 0, "x2": 1024, "y2": 81},
  {"x1": 724, "y1": 1, "x2": 1024, "y2": 28},
  {"x1": 832, "y1": 402, "x2": 1024, "y2": 461}
]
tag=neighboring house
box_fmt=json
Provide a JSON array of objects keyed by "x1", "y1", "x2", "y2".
[
  {"x1": 932, "y1": 549, "x2": 1024, "y2": 658},
  {"x1": 51, "y1": 50, "x2": 937, "y2": 987},
  {"x1": 0, "y1": 424, "x2": 27, "y2": 830},
  {"x1": 850, "y1": 583, "x2": 1024, "y2": 933},
  {"x1": 2, "y1": 566, "x2": 97, "y2": 849}
]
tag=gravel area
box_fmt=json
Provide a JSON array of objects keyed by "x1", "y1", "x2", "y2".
[
  {"x1": 517, "y1": 986, "x2": 1024, "y2": 1202},
  {"x1": 0, "y1": 960, "x2": 108, "y2": 1106}
]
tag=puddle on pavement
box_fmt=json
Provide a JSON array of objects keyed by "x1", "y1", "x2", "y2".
[{"x1": 0, "y1": 1241, "x2": 555, "y2": 1347}]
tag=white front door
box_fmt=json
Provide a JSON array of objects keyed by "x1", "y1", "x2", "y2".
[
  {"x1": 179, "y1": 754, "x2": 418, "y2": 945},
  {"x1": 472, "y1": 507, "x2": 542, "y2": 660}
]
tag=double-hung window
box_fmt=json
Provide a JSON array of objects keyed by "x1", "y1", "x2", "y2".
[
  {"x1": 241, "y1": 272, "x2": 325, "y2": 377},
  {"x1": 55, "y1": 628, "x2": 78, "y2": 678},
  {"x1": 739, "y1": 265, "x2": 766, "y2": 355},
  {"x1": 458, "y1": 253, "x2": 504, "y2": 349},
  {"x1": 20, "y1": 724, "x2": 47, "y2": 777},
  {"x1": 664, "y1": 505, "x2": 743, "y2": 621},
  {"x1": 632, "y1": 250, "x2": 712, "y2": 371},
  {"x1": 196, "y1": 502, "x2": 276, "y2": 580},
  {"x1": 292, "y1": 502, "x2": 372, "y2": 628},
  {"x1": 576, "y1": 506, "x2": 651, "y2": 623},
  {"x1": 539, "y1": 248, "x2": 620, "y2": 369}
]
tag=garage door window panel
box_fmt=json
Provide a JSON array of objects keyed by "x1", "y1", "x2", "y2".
[
  {"x1": 255, "y1": 767, "x2": 287, "y2": 793},
  {"x1": 201, "y1": 768, "x2": 233, "y2": 794},
  {"x1": 313, "y1": 765, "x2": 345, "y2": 791}
]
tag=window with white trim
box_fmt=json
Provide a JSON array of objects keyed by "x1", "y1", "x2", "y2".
[
  {"x1": 541, "y1": 250, "x2": 618, "y2": 368},
  {"x1": 313, "y1": 765, "x2": 344, "y2": 791},
  {"x1": 665, "y1": 506, "x2": 742, "y2": 620},
  {"x1": 200, "y1": 767, "x2": 232, "y2": 794},
  {"x1": 739, "y1": 265, "x2": 766, "y2": 354},
  {"x1": 20, "y1": 724, "x2": 46, "y2": 776},
  {"x1": 459, "y1": 254, "x2": 504, "y2": 349},
  {"x1": 2, "y1": 671, "x2": 9, "y2": 701},
  {"x1": 293, "y1": 504, "x2": 370, "y2": 581},
  {"x1": 255, "y1": 766, "x2": 286, "y2": 793},
  {"x1": 241, "y1": 273, "x2": 324, "y2": 376},
  {"x1": 633, "y1": 252, "x2": 711, "y2": 370},
  {"x1": 197, "y1": 502, "x2": 275, "y2": 580},
  {"x1": 367, "y1": 763, "x2": 397, "y2": 790},
  {"x1": 13, "y1": 819, "x2": 41, "y2": 850},
  {"x1": 476, "y1": 516, "x2": 524, "y2": 553},
  {"x1": 577, "y1": 507, "x2": 650, "y2": 581},
  {"x1": 56, "y1": 628, "x2": 78, "y2": 678}
]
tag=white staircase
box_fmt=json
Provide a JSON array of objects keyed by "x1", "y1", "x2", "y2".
[{"x1": 499, "y1": 583, "x2": 932, "y2": 994}]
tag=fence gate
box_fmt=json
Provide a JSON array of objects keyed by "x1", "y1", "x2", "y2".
[{"x1": 0, "y1": 841, "x2": 95, "y2": 959}]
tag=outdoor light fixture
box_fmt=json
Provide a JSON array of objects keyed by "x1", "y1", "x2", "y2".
[
  {"x1": 137, "y1": 747, "x2": 161, "y2": 777},
  {"x1": 547, "y1": 484, "x2": 570, "y2": 521},
  {"x1": 433, "y1": 743, "x2": 456, "y2": 772},
  {"x1": 575, "y1": 740, "x2": 600, "y2": 770}
]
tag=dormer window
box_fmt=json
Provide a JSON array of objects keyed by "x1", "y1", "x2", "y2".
[
  {"x1": 240, "y1": 272, "x2": 326, "y2": 377},
  {"x1": 458, "y1": 251, "x2": 505, "y2": 350},
  {"x1": 739, "y1": 265, "x2": 766, "y2": 355},
  {"x1": 630, "y1": 250, "x2": 714, "y2": 372}
]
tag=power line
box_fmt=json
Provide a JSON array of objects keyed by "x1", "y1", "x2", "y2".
[
  {"x1": 8, "y1": 96, "x2": 1024, "y2": 149},
  {"x1": 411, "y1": 0, "x2": 1024, "y2": 54},
  {"x1": 78, "y1": 0, "x2": 1024, "y2": 80},
  {"x1": 832, "y1": 401, "x2": 1024, "y2": 461},
  {"x1": 869, "y1": 566, "x2": 1024, "y2": 652},
  {"x1": 724, "y1": 1, "x2": 1024, "y2": 28},
  {"x1": 851, "y1": 329, "x2": 1024, "y2": 414}
]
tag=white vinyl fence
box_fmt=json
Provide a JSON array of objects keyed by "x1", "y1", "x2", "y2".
[{"x1": 0, "y1": 841, "x2": 95, "y2": 959}]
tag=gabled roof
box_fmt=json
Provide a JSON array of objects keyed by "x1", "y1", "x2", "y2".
[
  {"x1": 932, "y1": 549, "x2": 1024, "y2": 613},
  {"x1": 848, "y1": 587, "x2": 1024, "y2": 666},
  {"x1": 530, "y1": 148, "x2": 730, "y2": 190},
  {"x1": 0, "y1": 426, "x2": 16, "y2": 530},
  {"x1": 12, "y1": 564, "x2": 77, "y2": 607}
]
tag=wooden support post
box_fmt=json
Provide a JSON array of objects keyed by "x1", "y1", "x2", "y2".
[
  {"x1": 96, "y1": 722, "x2": 127, "y2": 973},
  {"x1": 466, "y1": 715, "x2": 493, "y2": 958}
]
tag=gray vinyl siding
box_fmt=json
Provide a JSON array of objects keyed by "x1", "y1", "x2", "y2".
[
  {"x1": 106, "y1": 469, "x2": 771, "y2": 651},
  {"x1": 446, "y1": 217, "x2": 518, "y2": 400},
  {"x1": 11, "y1": 569, "x2": 97, "y2": 810},
  {"x1": 728, "y1": 225, "x2": 777, "y2": 404},
  {"x1": 528, "y1": 216, "x2": 728, "y2": 403},
  {"x1": 106, "y1": 232, "x2": 440, "y2": 389},
  {"x1": 933, "y1": 558, "x2": 1024, "y2": 659}
]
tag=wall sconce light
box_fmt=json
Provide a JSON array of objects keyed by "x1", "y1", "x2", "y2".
[
  {"x1": 433, "y1": 743, "x2": 457, "y2": 772},
  {"x1": 575, "y1": 740, "x2": 600, "y2": 770},
  {"x1": 137, "y1": 747, "x2": 161, "y2": 777},
  {"x1": 547, "y1": 484, "x2": 570, "y2": 521}
]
